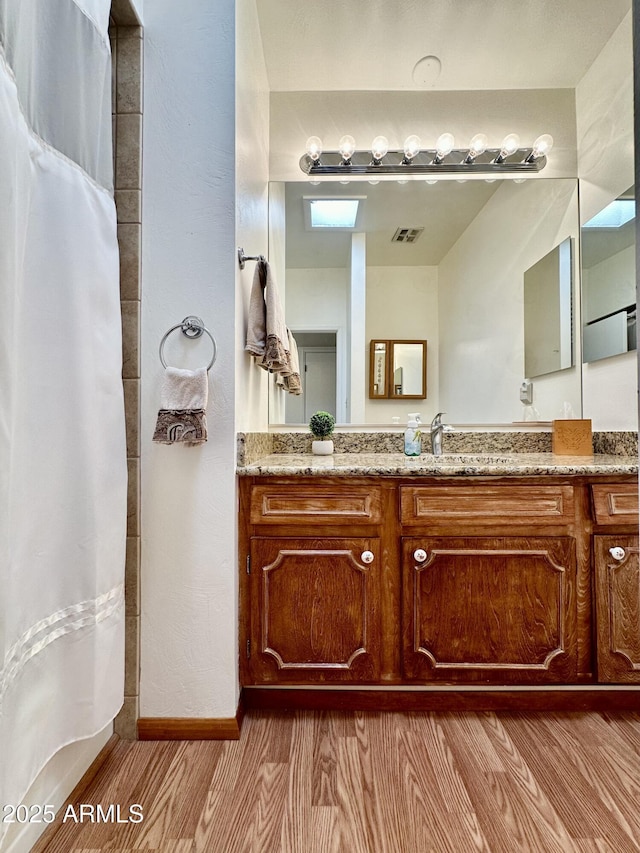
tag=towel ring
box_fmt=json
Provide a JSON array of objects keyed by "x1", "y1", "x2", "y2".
[{"x1": 159, "y1": 316, "x2": 217, "y2": 371}]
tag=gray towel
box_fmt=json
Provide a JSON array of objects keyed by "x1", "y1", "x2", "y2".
[
  {"x1": 245, "y1": 260, "x2": 290, "y2": 371},
  {"x1": 152, "y1": 367, "x2": 208, "y2": 445}
]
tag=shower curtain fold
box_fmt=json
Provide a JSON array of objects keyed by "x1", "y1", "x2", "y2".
[{"x1": 0, "y1": 0, "x2": 126, "y2": 835}]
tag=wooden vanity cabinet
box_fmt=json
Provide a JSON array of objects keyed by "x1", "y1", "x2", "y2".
[
  {"x1": 239, "y1": 474, "x2": 638, "y2": 695},
  {"x1": 246, "y1": 535, "x2": 382, "y2": 683},
  {"x1": 241, "y1": 482, "x2": 388, "y2": 684},
  {"x1": 399, "y1": 483, "x2": 579, "y2": 684},
  {"x1": 591, "y1": 483, "x2": 640, "y2": 683},
  {"x1": 402, "y1": 536, "x2": 577, "y2": 683}
]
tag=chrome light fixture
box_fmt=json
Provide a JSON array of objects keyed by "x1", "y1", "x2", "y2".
[{"x1": 300, "y1": 132, "x2": 553, "y2": 179}]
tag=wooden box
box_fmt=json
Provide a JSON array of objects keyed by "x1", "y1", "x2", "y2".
[{"x1": 552, "y1": 419, "x2": 593, "y2": 456}]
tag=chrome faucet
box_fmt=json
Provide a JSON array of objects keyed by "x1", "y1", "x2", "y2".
[{"x1": 430, "y1": 412, "x2": 448, "y2": 456}]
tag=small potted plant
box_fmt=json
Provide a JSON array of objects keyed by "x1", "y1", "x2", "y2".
[{"x1": 309, "y1": 411, "x2": 336, "y2": 455}]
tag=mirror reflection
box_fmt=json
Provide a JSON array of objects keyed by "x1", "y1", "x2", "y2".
[
  {"x1": 390, "y1": 341, "x2": 427, "y2": 398},
  {"x1": 581, "y1": 187, "x2": 636, "y2": 363},
  {"x1": 524, "y1": 238, "x2": 573, "y2": 378},
  {"x1": 276, "y1": 178, "x2": 580, "y2": 425},
  {"x1": 369, "y1": 341, "x2": 388, "y2": 398}
]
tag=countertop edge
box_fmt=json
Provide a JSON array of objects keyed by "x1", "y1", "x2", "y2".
[{"x1": 237, "y1": 452, "x2": 639, "y2": 478}]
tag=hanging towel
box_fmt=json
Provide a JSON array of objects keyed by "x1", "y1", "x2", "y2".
[
  {"x1": 245, "y1": 260, "x2": 290, "y2": 372},
  {"x1": 282, "y1": 328, "x2": 302, "y2": 395},
  {"x1": 245, "y1": 261, "x2": 267, "y2": 360},
  {"x1": 152, "y1": 366, "x2": 208, "y2": 445}
]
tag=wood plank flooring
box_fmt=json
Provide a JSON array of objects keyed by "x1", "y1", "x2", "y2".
[{"x1": 36, "y1": 710, "x2": 640, "y2": 852}]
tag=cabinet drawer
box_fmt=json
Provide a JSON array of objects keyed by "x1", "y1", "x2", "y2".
[
  {"x1": 591, "y1": 483, "x2": 639, "y2": 526},
  {"x1": 400, "y1": 484, "x2": 574, "y2": 527},
  {"x1": 250, "y1": 485, "x2": 382, "y2": 525}
]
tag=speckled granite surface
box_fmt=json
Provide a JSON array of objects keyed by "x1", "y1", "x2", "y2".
[
  {"x1": 237, "y1": 432, "x2": 274, "y2": 466},
  {"x1": 269, "y1": 431, "x2": 558, "y2": 455},
  {"x1": 265, "y1": 430, "x2": 637, "y2": 457},
  {"x1": 238, "y1": 451, "x2": 638, "y2": 478},
  {"x1": 593, "y1": 431, "x2": 637, "y2": 457}
]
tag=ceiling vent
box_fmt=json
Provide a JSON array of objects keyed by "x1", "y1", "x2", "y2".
[{"x1": 391, "y1": 227, "x2": 424, "y2": 243}]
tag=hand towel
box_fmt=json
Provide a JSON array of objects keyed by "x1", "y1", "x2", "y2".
[
  {"x1": 245, "y1": 261, "x2": 267, "y2": 359},
  {"x1": 245, "y1": 260, "x2": 290, "y2": 372},
  {"x1": 152, "y1": 366, "x2": 208, "y2": 445},
  {"x1": 282, "y1": 328, "x2": 302, "y2": 395}
]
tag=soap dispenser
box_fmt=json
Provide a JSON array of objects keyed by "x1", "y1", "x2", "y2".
[{"x1": 404, "y1": 413, "x2": 422, "y2": 457}]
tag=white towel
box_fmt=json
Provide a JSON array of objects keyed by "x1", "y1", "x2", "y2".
[{"x1": 152, "y1": 366, "x2": 208, "y2": 445}]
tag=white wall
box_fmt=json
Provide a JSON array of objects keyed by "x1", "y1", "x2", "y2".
[
  {"x1": 577, "y1": 11, "x2": 637, "y2": 431},
  {"x1": 583, "y1": 244, "x2": 635, "y2": 322},
  {"x1": 139, "y1": 0, "x2": 239, "y2": 718},
  {"x1": 438, "y1": 179, "x2": 580, "y2": 423},
  {"x1": 286, "y1": 268, "x2": 348, "y2": 331},
  {"x1": 365, "y1": 265, "x2": 439, "y2": 424}
]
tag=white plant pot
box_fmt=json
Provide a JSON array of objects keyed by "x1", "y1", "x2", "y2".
[{"x1": 312, "y1": 439, "x2": 334, "y2": 455}]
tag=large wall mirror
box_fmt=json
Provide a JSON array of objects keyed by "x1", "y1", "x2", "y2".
[{"x1": 273, "y1": 177, "x2": 581, "y2": 425}]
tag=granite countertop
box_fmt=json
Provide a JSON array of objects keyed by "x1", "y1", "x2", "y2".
[{"x1": 238, "y1": 451, "x2": 638, "y2": 477}]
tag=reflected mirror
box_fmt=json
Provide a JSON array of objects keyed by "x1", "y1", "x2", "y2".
[
  {"x1": 390, "y1": 341, "x2": 427, "y2": 398},
  {"x1": 581, "y1": 187, "x2": 636, "y2": 363},
  {"x1": 524, "y1": 238, "x2": 573, "y2": 377}
]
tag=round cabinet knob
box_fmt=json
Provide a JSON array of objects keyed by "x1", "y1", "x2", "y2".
[
  {"x1": 609, "y1": 546, "x2": 626, "y2": 562},
  {"x1": 413, "y1": 548, "x2": 428, "y2": 563},
  {"x1": 361, "y1": 550, "x2": 374, "y2": 564}
]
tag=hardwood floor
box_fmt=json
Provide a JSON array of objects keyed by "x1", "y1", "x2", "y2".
[{"x1": 36, "y1": 709, "x2": 640, "y2": 852}]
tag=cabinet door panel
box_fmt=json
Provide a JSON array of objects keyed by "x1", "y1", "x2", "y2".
[
  {"x1": 248, "y1": 537, "x2": 380, "y2": 683},
  {"x1": 403, "y1": 537, "x2": 577, "y2": 683},
  {"x1": 595, "y1": 535, "x2": 640, "y2": 683}
]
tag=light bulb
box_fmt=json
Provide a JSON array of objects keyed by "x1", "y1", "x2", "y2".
[
  {"x1": 338, "y1": 134, "x2": 356, "y2": 162},
  {"x1": 403, "y1": 134, "x2": 421, "y2": 162},
  {"x1": 371, "y1": 135, "x2": 389, "y2": 163},
  {"x1": 368, "y1": 179, "x2": 380, "y2": 185},
  {"x1": 465, "y1": 132, "x2": 488, "y2": 162},
  {"x1": 305, "y1": 136, "x2": 323, "y2": 161},
  {"x1": 397, "y1": 179, "x2": 409, "y2": 185},
  {"x1": 496, "y1": 133, "x2": 520, "y2": 162},
  {"x1": 530, "y1": 133, "x2": 553, "y2": 159},
  {"x1": 434, "y1": 132, "x2": 455, "y2": 164}
]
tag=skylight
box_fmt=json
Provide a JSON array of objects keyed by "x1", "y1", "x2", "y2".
[
  {"x1": 307, "y1": 198, "x2": 361, "y2": 228},
  {"x1": 583, "y1": 199, "x2": 635, "y2": 229}
]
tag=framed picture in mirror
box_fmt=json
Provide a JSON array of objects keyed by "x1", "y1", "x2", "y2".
[{"x1": 369, "y1": 340, "x2": 389, "y2": 398}]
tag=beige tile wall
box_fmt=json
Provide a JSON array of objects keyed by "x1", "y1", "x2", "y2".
[{"x1": 110, "y1": 10, "x2": 142, "y2": 740}]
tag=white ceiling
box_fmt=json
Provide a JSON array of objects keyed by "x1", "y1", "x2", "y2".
[
  {"x1": 285, "y1": 180, "x2": 501, "y2": 268},
  {"x1": 256, "y1": 0, "x2": 631, "y2": 93}
]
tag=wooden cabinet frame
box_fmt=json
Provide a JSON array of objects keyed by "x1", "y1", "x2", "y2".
[{"x1": 239, "y1": 473, "x2": 639, "y2": 706}]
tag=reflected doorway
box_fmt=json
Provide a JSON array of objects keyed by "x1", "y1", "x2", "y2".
[{"x1": 285, "y1": 331, "x2": 337, "y2": 423}]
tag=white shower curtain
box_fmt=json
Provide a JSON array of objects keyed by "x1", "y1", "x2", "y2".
[{"x1": 0, "y1": 0, "x2": 126, "y2": 830}]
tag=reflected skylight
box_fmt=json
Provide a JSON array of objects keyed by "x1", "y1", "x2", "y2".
[
  {"x1": 583, "y1": 199, "x2": 635, "y2": 229},
  {"x1": 309, "y1": 199, "x2": 360, "y2": 228}
]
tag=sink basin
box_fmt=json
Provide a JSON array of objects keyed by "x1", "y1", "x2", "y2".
[{"x1": 424, "y1": 453, "x2": 514, "y2": 465}]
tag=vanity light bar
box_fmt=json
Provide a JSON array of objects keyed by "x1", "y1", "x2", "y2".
[{"x1": 300, "y1": 134, "x2": 552, "y2": 179}]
